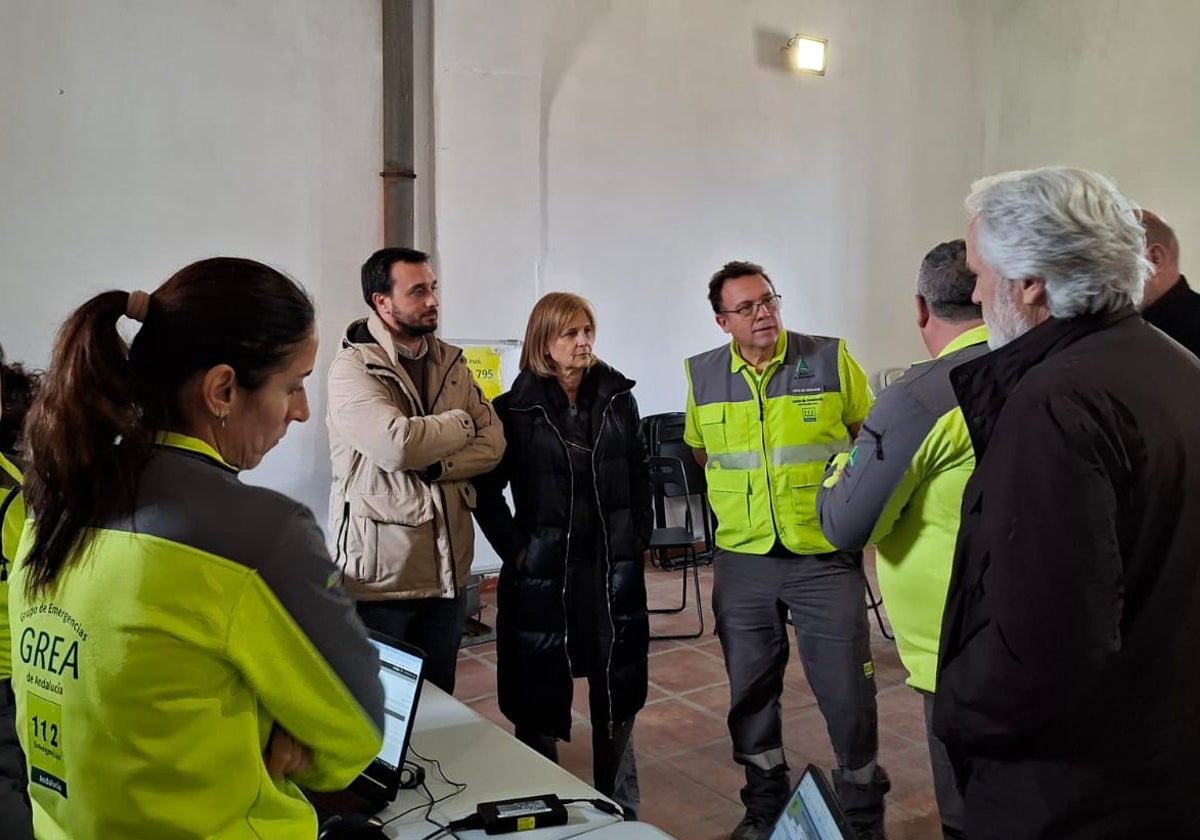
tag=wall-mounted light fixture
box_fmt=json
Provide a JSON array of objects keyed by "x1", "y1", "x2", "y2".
[{"x1": 783, "y1": 33, "x2": 828, "y2": 75}]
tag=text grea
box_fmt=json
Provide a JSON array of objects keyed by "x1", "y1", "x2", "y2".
[{"x1": 19, "y1": 628, "x2": 80, "y2": 679}]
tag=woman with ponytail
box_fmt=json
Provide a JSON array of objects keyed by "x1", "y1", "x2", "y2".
[{"x1": 9, "y1": 258, "x2": 384, "y2": 840}]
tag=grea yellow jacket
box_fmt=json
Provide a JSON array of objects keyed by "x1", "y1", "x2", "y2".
[{"x1": 8, "y1": 433, "x2": 384, "y2": 840}]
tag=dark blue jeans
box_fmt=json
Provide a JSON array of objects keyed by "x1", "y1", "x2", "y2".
[{"x1": 356, "y1": 594, "x2": 469, "y2": 694}]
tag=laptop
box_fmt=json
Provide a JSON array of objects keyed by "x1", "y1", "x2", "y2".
[
  {"x1": 310, "y1": 632, "x2": 426, "y2": 816},
  {"x1": 767, "y1": 764, "x2": 856, "y2": 840}
]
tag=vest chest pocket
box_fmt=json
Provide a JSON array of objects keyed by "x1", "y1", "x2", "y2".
[
  {"x1": 695, "y1": 402, "x2": 728, "y2": 451},
  {"x1": 784, "y1": 461, "x2": 827, "y2": 486},
  {"x1": 782, "y1": 461, "x2": 829, "y2": 530}
]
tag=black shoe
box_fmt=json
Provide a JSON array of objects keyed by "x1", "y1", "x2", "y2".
[
  {"x1": 833, "y1": 765, "x2": 891, "y2": 840},
  {"x1": 730, "y1": 810, "x2": 774, "y2": 840}
]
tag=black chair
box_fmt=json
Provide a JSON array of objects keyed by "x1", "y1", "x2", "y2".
[
  {"x1": 646, "y1": 455, "x2": 706, "y2": 640},
  {"x1": 656, "y1": 437, "x2": 714, "y2": 565},
  {"x1": 641, "y1": 412, "x2": 715, "y2": 562},
  {"x1": 642, "y1": 412, "x2": 686, "y2": 451}
]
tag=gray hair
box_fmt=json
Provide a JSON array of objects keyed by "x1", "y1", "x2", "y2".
[
  {"x1": 965, "y1": 167, "x2": 1151, "y2": 317},
  {"x1": 916, "y1": 239, "x2": 981, "y2": 323}
]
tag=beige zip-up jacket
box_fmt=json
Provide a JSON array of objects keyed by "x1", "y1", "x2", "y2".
[{"x1": 326, "y1": 313, "x2": 505, "y2": 600}]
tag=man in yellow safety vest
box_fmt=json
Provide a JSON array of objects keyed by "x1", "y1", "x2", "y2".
[{"x1": 684, "y1": 261, "x2": 889, "y2": 840}]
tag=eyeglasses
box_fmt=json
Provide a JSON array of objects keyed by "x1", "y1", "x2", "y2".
[{"x1": 720, "y1": 294, "x2": 783, "y2": 318}]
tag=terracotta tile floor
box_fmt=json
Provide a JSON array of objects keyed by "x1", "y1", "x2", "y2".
[{"x1": 455, "y1": 556, "x2": 942, "y2": 839}]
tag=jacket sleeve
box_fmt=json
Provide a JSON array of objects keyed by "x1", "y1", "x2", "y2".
[
  {"x1": 934, "y1": 390, "x2": 1124, "y2": 751},
  {"x1": 471, "y1": 400, "x2": 526, "y2": 565},
  {"x1": 429, "y1": 362, "x2": 506, "y2": 482},
  {"x1": 839, "y1": 341, "x2": 875, "y2": 427},
  {"x1": 225, "y1": 505, "x2": 385, "y2": 790},
  {"x1": 327, "y1": 353, "x2": 474, "y2": 472},
  {"x1": 625, "y1": 393, "x2": 653, "y2": 547},
  {"x1": 818, "y1": 382, "x2": 933, "y2": 551}
]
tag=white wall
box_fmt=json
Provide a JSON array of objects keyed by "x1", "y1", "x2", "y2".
[
  {"x1": 5, "y1": 0, "x2": 1197, "y2": 534},
  {"x1": 0, "y1": 0, "x2": 382, "y2": 518},
  {"x1": 975, "y1": 0, "x2": 1200, "y2": 255},
  {"x1": 432, "y1": 0, "x2": 985, "y2": 416}
]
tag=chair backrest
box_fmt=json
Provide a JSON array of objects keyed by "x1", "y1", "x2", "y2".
[
  {"x1": 647, "y1": 454, "x2": 693, "y2": 499},
  {"x1": 658, "y1": 437, "x2": 706, "y2": 496},
  {"x1": 642, "y1": 411, "x2": 687, "y2": 454},
  {"x1": 642, "y1": 412, "x2": 714, "y2": 556},
  {"x1": 647, "y1": 455, "x2": 695, "y2": 534}
]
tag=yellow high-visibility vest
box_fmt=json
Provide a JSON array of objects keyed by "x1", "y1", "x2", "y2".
[{"x1": 684, "y1": 331, "x2": 872, "y2": 555}]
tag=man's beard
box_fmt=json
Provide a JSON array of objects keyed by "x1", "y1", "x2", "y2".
[
  {"x1": 986, "y1": 283, "x2": 1035, "y2": 349},
  {"x1": 397, "y1": 314, "x2": 438, "y2": 338}
]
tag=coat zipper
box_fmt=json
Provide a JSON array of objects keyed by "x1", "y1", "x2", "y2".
[
  {"x1": 425, "y1": 348, "x2": 464, "y2": 597},
  {"x1": 591, "y1": 388, "x2": 630, "y2": 739},
  {"x1": 514, "y1": 385, "x2": 632, "y2": 740}
]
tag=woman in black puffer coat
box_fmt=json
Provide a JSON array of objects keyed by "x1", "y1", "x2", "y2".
[{"x1": 473, "y1": 292, "x2": 651, "y2": 818}]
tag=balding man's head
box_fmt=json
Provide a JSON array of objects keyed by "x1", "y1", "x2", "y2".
[{"x1": 1139, "y1": 209, "x2": 1182, "y2": 308}]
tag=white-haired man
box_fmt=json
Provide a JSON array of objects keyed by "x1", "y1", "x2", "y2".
[{"x1": 933, "y1": 167, "x2": 1200, "y2": 839}]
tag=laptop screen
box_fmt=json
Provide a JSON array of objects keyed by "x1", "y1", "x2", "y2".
[
  {"x1": 768, "y1": 765, "x2": 854, "y2": 840},
  {"x1": 370, "y1": 635, "x2": 424, "y2": 774}
]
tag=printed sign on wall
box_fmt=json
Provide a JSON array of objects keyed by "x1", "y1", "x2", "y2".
[{"x1": 462, "y1": 346, "x2": 504, "y2": 401}]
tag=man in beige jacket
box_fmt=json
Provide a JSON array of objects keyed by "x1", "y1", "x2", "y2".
[{"x1": 327, "y1": 247, "x2": 504, "y2": 693}]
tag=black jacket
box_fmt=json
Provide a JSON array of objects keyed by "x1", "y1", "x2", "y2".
[
  {"x1": 473, "y1": 362, "x2": 652, "y2": 739},
  {"x1": 934, "y1": 309, "x2": 1200, "y2": 839},
  {"x1": 1143, "y1": 274, "x2": 1200, "y2": 358}
]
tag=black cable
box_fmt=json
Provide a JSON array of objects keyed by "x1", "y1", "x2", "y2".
[
  {"x1": 378, "y1": 745, "x2": 469, "y2": 830},
  {"x1": 379, "y1": 747, "x2": 621, "y2": 831},
  {"x1": 377, "y1": 778, "x2": 465, "y2": 828},
  {"x1": 415, "y1": 821, "x2": 450, "y2": 840},
  {"x1": 408, "y1": 744, "x2": 465, "y2": 790}
]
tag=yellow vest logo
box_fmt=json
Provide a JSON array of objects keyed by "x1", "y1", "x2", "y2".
[{"x1": 19, "y1": 628, "x2": 80, "y2": 680}]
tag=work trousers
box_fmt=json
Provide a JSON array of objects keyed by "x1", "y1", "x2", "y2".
[{"x1": 713, "y1": 549, "x2": 879, "y2": 817}]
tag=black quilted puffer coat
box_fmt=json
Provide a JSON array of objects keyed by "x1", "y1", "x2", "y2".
[{"x1": 473, "y1": 362, "x2": 651, "y2": 740}]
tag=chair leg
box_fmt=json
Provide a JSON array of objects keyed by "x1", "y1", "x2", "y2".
[
  {"x1": 648, "y1": 551, "x2": 689, "y2": 614},
  {"x1": 863, "y1": 573, "x2": 893, "y2": 641},
  {"x1": 651, "y1": 558, "x2": 705, "y2": 641}
]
